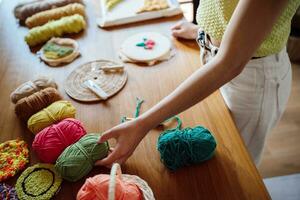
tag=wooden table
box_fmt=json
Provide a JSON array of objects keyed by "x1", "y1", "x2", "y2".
[{"x1": 0, "y1": 1, "x2": 270, "y2": 199}]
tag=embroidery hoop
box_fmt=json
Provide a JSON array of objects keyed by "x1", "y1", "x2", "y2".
[{"x1": 120, "y1": 32, "x2": 173, "y2": 65}]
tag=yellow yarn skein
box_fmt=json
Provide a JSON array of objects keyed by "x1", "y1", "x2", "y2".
[
  {"x1": 25, "y1": 14, "x2": 86, "y2": 47},
  {"x1": 25, "y1": 3, "x2": 85, "y2": 28},
  {"x1": 27, "y1": 100, "x2": 76, "y2": 134}
]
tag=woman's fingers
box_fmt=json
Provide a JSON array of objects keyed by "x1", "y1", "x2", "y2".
[
  {"x1": 172, "y1": 29, "x2": 184, "y2": 38},
  {"x1": 98, "y1": 128, "x2": 118, "y2": 143},
  {"x1": 94, "y1": 146, "x2": 120, "y2": 166}
]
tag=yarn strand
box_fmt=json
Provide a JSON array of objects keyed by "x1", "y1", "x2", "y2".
[
  {"x1": 121, "y1": 97, "x2": 144, "y2": 123},
  {"x1": 134, "y1": 97, "x2": 144, "y2": 118},
  {"x1": 124, "y1": 98, "x2": 217, "y2": 171}
]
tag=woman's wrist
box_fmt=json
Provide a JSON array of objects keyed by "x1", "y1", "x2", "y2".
[{"x1": 136, "y1": 114, "x2": 156, "y2": 133}]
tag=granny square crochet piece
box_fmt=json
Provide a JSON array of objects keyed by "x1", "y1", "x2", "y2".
[{"x1": 0, "y1": 139, "x2": 29, "y2": 182}]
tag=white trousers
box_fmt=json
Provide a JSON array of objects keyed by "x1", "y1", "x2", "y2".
[{"x1": 202, "y1": 48, "x2": 292, "y2": 164}]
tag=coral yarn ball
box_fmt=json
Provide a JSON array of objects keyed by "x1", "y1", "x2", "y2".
[
  {"x1": 33, "y1": 118, "x2": 86, "y2": 163},
  {"x1": 77, "y1": 174, "x2": 143, "y2": 200}
]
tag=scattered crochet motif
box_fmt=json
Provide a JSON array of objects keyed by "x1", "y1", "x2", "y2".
[
  {"x1": 0, "y1": 183, "x2": 18, "y2": 200},
  {"x1": 0, "y1": 139, "x2": 29, "y2": 182}
]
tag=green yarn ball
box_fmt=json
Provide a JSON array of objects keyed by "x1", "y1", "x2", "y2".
[
  {"x1": 55, "y1": 133, "x2": 109, "y2": 182},
  {"x1": 157, "y1": 126, "x2": 217, "y2": 171}
]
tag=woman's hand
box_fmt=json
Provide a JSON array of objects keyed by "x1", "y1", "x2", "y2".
[
  {"x1": 95, "y1": 118, "x2": 149, "y2": 167},
  {"x1": 171, "y1": 21, "x2": 199, "y2": 40}
]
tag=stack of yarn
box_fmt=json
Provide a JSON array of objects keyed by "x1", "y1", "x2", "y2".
[
  {"x1": 11, "y1": 76, "x2": 109, "y2": 183},
  {"x1": 14, "y1": 0, "x2": 87, "y2": 47}
]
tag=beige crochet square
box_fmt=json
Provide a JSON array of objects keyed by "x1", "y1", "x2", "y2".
[{"x1": 137, "y1": 0, "x2": 169, "y2": 13}]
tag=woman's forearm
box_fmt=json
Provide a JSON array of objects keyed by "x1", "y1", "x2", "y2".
[
  {"x1": 139, "y1": 56, "x2": 241, "y2": 131},
  {"x1": 139, "y1": 0, "x2": 288, "y2": 132}
]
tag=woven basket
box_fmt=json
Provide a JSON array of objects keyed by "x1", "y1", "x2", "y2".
[{"x1": 109, "y1": 163, "x2": 155, "y2": 200}]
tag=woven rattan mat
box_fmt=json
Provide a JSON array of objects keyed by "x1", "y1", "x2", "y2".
[{"x1": 65, "y1": 60, "x2": 127, "y2": 102}]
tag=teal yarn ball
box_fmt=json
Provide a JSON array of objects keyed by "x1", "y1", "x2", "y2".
[
  {"x1": 55, "y1": 133, "x2": 109, "y2": 182},
  {"x1": 157, "y1": 126, "x2": 217, "y2": 171}
]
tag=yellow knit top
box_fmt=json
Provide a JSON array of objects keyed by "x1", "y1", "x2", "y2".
[{"x1": 196, "y1": 0, "x2": 300, "y2": 57}]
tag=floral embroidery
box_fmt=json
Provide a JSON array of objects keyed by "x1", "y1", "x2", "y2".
[{"x1": 136, "y1": 38, "x2": 156, "y2": 50}]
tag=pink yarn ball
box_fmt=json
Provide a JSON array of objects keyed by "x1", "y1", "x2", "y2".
[
  {"x1": 77, "y1": 174, "x2": 143, "y2": 200},
  {"x1": 32, "y1": 118, "x2": 86, "y2": 163}
]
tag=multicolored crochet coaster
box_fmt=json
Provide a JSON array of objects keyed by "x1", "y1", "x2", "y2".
[
  {"x1": 0, "y1": 183, "x2": 18, "y2": 200},
  {"x1": 15, "y1": 163, "x2": 62, "y2": 200},
  {"x1": 0, "y1": 139, "x2": 29, "y2": 182}
]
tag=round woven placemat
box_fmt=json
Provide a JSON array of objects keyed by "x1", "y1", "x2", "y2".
[{"x1": 65, "y1": 60, "x2": 127, "y2": 102}]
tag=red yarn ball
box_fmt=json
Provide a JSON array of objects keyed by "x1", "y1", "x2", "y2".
[{"x1": 32, "y1": 118, "x2": 86, "y2": 163}]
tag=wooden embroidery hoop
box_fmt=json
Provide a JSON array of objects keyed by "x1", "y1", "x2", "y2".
[{"x1": 120, "y1": 32, "x2": 173, "y2": 65}]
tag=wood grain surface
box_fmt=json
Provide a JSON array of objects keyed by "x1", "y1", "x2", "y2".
[{"x1": 0, "y1": 0, "x2": 270, "y2": 199}]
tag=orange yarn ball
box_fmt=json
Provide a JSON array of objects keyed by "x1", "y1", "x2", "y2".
[{"x1": 77, "y1": 174, "x2": 143, "y2": 200}]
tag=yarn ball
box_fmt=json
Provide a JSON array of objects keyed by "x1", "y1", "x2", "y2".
[
  {"x1": 15, "y1": 163, "x2": 62, "y2": 200},
  {"x1": 157, "y1": 126, "x2": 217, "y2": 170},
  {"x1": 25, "y1": 3, "x2": 85, "y2": 28},
  {"x1": 55, "y1": 133, "x2": 109, "y2": 182},
  {"x1": 0, "y1": 183, "x2": 18, "y2": 200},
  {"x1": 27, "y1": 100, "x2": 76, "y2": 134},
  {"x1": 33, "y1": 118, "x2": 86, "y2": 163},
  {"x1": 10, "y1": 76, "x2": 57, "y2": 104},
  {"x1": 0, "y1": 139, "x2": 29, "y2": 182},
  {"x1": 15, "y1": 87, "x2": 62, "y2": 122},
  {"x1": 14, "y1": 0, "x2": 83, "y2": 22},
  {"x1": 25, "y1": 14, "x2": 86, "y2": 47},
  {"x1": 77, "y1": 174, "x2": 143, "y2": 200}
]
